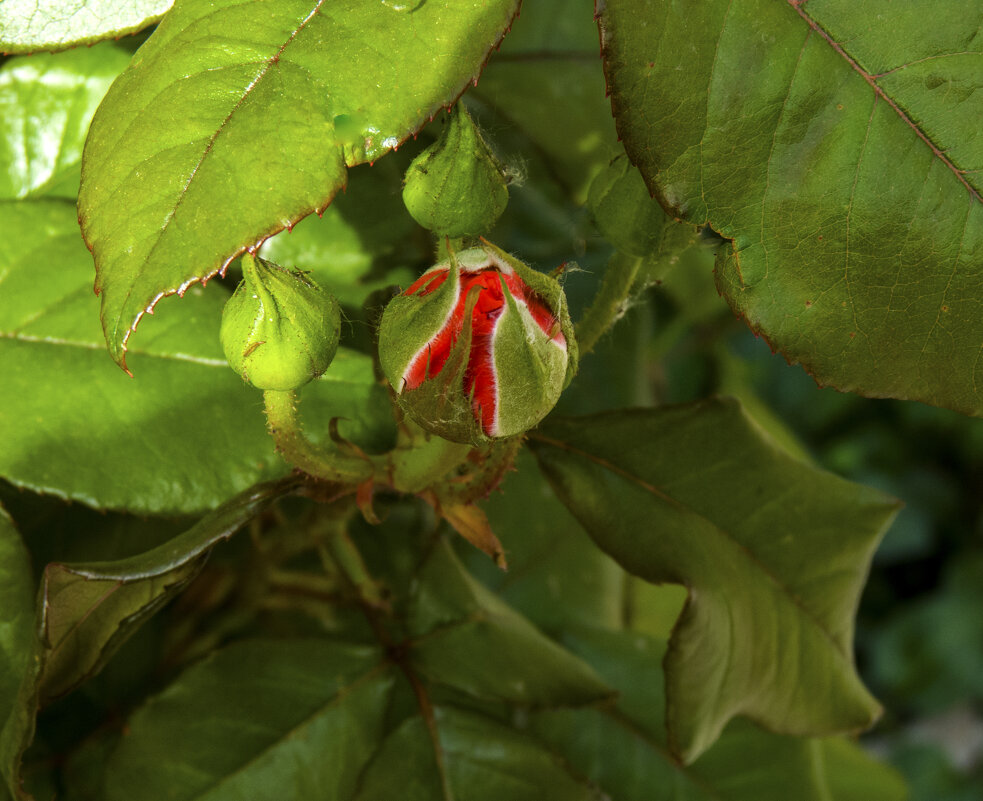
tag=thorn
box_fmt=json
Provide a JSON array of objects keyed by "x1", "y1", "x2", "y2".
[{"x1": 357, "y1": 481, "x2": 381, "y2": 525}]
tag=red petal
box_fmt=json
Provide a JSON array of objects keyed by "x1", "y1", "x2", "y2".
[
  {"x1": 406, "y1": 268, "x2": 449, "y2": 297},
  {"x1": 402, "y1": 264, "x2": 564, "y2": 436}
]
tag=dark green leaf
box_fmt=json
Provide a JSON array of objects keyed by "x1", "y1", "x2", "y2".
[
  {"x1": 474, "y1": 0, "x2": 617, "y2": 202},
  {"x1": 104, "y1": 639, "x2": 393, "y2": 801},
  {"x1": 354, "y1": 705, "x2": 602, "y2": 801},
  {"x1": 530, "y1": 398, "x2": 900, "y2": 761},
  {"x1": 587, "y1": 154, "x2": 706, "y2": 292},
  {"x1": 534, "y1": 627, "x2": 907, "y2": 801},
  {"x1": 463, "y1": 451, "x2": 625, "y2": 632},
  {"x1": 407, "y1": 541, "x2": 611, "y2": 707},
  {"x1": 599, "y1": 0, "x2": 983, "y2": 416},
  {"x1": 35, "y1": 476, "x2": 298, "y2": 702},
  {"x1": 0, "y1": 202, "x2": 386, "y2": 513},
  {"x1": 587, "y1": 154, "x2": 668, "y2": 259},
  {"x1": 78, "y1": 0, "x2": 521, "y2": 366},
  {"x1": 0, "y1": 508, "x2": 34, "y2": 801},
  {"x1": 0, "y1": 0, "x2": 171, "y2": 54},
  {"x1": 0, "y1": 45, "x2": 130, "y2": 199}
]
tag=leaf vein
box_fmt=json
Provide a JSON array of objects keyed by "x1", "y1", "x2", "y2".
[
  {"x1": 530, "y1": 433, "x2": 852, "y2": 662},
  {"x1": 111, "y1": 0, "x2": 329, "y2": 350},
  {"x1": 787, "y1": 0, "x2": 982, "y2": 203}
]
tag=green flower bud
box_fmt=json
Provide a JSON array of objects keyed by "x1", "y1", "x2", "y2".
[
  {"x1": 402, "y1": 105, "x2": 508, "y2": 238},
  {"x1": 221, "y1": 254, "x2": 341, "y2": 391},
  {"x1": 378, "y1": 244, "x2": 577, "y2": 444}
]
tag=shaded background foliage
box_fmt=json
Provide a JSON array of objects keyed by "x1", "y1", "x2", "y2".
[{"x1": 0, "y1": 0, "x2": 981, "y2": 799}]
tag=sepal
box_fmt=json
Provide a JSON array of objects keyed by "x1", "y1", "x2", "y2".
[{"x1": 220, "y1": 255, "x2": 341, "y2": 391}]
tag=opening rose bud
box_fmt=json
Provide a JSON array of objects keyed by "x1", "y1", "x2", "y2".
[{"x1": 378, "y1": 245, "x2": 577, "y2": 443}]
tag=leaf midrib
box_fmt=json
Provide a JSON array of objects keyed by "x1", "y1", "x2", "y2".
[
  {"x1": 102, "y1": 0, "x2": 329, "y2": 353},
  {"x1": 787, "y1": 0, "x2": 982, "y2": 203},
  {"x1": 601, "y1": 707, "x2": 726, "y2": 801},
  {"x1": 186, "y1": 663, "x2": 391, "y2": 801},
  {"x1": 0, "y1": 330, "x2": 229, "y2": 367},
  {"x1": 530, "y1": 432, "x2": 851, "y2": 660}
]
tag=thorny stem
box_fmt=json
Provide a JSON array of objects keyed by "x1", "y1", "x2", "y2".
[
  {"x1": 263, "y1": 389, "x2": 374, "y2": 485},
  {"x1": 575, "y1": 251, "x2": 643, "y2": 356}
]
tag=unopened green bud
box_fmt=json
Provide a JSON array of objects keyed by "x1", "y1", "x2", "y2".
[
  {"x1": 378, "y1": 243, "x2": 576, "y2": 444},
  {"x1": 402, "y1": 105, "x2": 508, "y2": 238},
  {"x1": 221, "y1": 254, "x2": 341, "y2": 391}
]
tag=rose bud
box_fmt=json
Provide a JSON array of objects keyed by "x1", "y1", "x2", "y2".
[
  {"x1": 402, "y1": 104, "x2": 508, "y2": 238},
  {"x1": 378, "y1": 243, "x2": 576, "y2": 443},
  {"x1": 221, "y1": 254, "x2": 341, "y2": 391}
]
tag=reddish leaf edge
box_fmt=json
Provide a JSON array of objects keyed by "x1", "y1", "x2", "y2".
[
  {"x1": 594, "y1": 0, "x2": 983, "y2": 419},
  {"x1": 83, "y1": 2, "x2": 524, "y2": 374}
]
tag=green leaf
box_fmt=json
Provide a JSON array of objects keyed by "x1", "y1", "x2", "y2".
[
  {"x1": 0, "y1": 44, "x2": 131, "y2": 199},
  {"x1": 298, "y1": 347, "x2": 398, "y2": 455},
  {"x1": 354, "y1": 705, "x2": 602, "y2": 801},
  {"x1": 407, "y1": 541, "x2": 611, "y2": 708},
  {"x1": 0, "y1": 479, "x2": 295, "y2": 800},
  {"x1": 35, "y1": 477, "x2": 297, "y2": 703},
  {"x1": 474, "y1": 0, "x2": 619, "y2": 203},
  {"x1": 103, "y1": 639, "x2": 393, "y2": 801},
  {"x1": 257, "y1": 160, "x2": 418, "y2": 308},
  {"x1": 0, "y1": 508, "x2": 34, "y2": 801},
  {"x1": 599, "y1": 0, "x2": 983, "y2": 416},
  {"x1": 534, "y1": 627, "x2": 907, "y2": 801},
  {"x1": 529, "y1": 398, "x2": 900, "y2": 762},
  {"x1": 587, "y1": 154, "x2": 668, "y2": 259},
  {"x1": 78, "y1": 0, "x2": 521, "y2": 367},
  {"x1": 0, "y1": 201, "x2": 386, "y2": 513},
  {"x1": 0, "y1": 0, "x2": 171, "y2": 54},
  {"x1": 587, "y1": 155, "x2": 706, "y2": 290},
  {"x1": 462, "y1": 451, "x2": 625, "y2": 632}
]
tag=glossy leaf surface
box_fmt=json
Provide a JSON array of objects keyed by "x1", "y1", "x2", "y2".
[
  {"x1": 354, "y1": 705, "x2": 602, "y2": 801},
  {"x1": 530, "y1": 398, "x2": 900, "y2": 761},
  {"x1": 599, "y1": 0, "x2": 983, "y2": 415},
  {"x1": 35, "y1": 477, "x2": 297, "y2": 702},
  {"x1": 257, "y1": 160, "x2": 418, "y2": 308},
  {"x1": 78, "y1": 0, "x2": 521, "y2": 366},
  {"x1": 0, "y1": 0, "x2": 171, "y2": 53},
  {"x1": 104, "y1": 639, "x2": 393, "y2": 801},
  {"x1": 0, "y1": 202, "x2": 386, "y2": 513},
  {"x1": 0, "y1": 510, "x2": 33, "y2": 801},
  {"x1": 407, "y1": 542, "x2": 611, "y2": 707},
  {"x1": 0, "y1": 44, "x2": 130, "y2": 199},
  {"x1": 535, "y1": 627, "x2": 907, "y2": 801}
]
